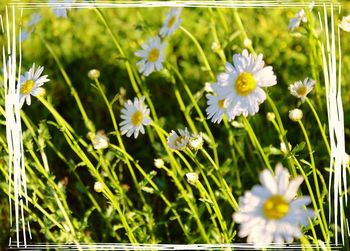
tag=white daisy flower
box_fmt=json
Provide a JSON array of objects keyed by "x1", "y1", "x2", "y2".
[
  {"x1": 49, "y1": 0, "x2": 76, "y2": 18},
  {"x1": 166, "y1": 128, "x2": 190, "y2": 151},
  {"x1": 233, "y1": 164, "x2": 315, "y2": 247},
  {"x1": 288, "y1": 9, "x2": 307, "y2": 32},
  {"x1": 119, "y1": 96, "x2": 151, "y2": 138},
  {"x1": 213, "y1": 49, "x2": 276, "y2": 120},
  {"x1": 206, "y1": 84, "x2": 233, "y2": 124},
  {"x1": 135, "y1": 36, "x2": 165, "y2": 76},
  {"x1": 160, "y1": 8, "x2": 183, "y2": 37},
  {"x1": 339, "y1": 15, "x2": 350, "y2": 32},
  {"x1": 288, "y1": 78, "x2": 315, "y2": 102},
  {"x1": 18, "y1": 63, "x2": 50, "y2": 108}
]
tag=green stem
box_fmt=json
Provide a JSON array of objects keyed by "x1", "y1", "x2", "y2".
[
  {"x1": 180, "y1": 26, "x2": 216, "y2": 81},
  {"x1": 297, "y1": 120, "x2": 329, "y2": 242},
  {"x1": 41, "y1": 37, "x2": 95, "y2": 133},
  {"x1": 305, "y1": 98, "x2": 331, "y2": 155},
  {"x1": 242, "y1": 117, "x2": 273, "y2": 172}
]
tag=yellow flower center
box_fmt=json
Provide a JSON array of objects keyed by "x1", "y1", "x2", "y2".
[
  {"x1": 167, "y1": 16, "x2": 176, "y2": 28},
  {"x1": 148, "y1": 48, "x2": 160, "y2": 63},
  {"x1": 296, "y1": 86, "x2": 308, "y2": 96},
  {"x1": 174, "y1": 136, "x2": 186, "y2": 147},
  {"x1": 20, "y1": 80, "x2": 35, "y2": 95},
  {"x1": 218, "y1": 99, "x2": 226, "y2": 109},
  {"x1": 263, "y1": 195, "x2": 289, "y2": 220},
  {"x1": 131, "y1": 111, "x2": 143, "y2": 126},
  {"x1": 235, "y1": 72, "x2": 256, "y2": 96}
]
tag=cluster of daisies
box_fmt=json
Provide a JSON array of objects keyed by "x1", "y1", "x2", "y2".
[
  {"x1": 135, "y1": 8, "x2": 182, "y2": 76},
  {"x1": 13, "y1": 6, "x2": 328, "y2": 247}
]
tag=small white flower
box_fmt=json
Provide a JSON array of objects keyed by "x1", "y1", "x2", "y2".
[
  {"x1": 49, "y1": 0, "x2": 76, "y2": 18},
  {"x1": 154, "y1": 158, "x2": 164, "y2": 168},
  {"x1": 188, "y1": 133, "x2": 204, "y2": 151},
  {"x1": 208, "y1": 49, "x2": 276, "y2": 122},
  {"x1": 120, "y1": 96, "x2": 151, "y2": 138},
  {"x1": 289, "y1": 108, "x2": 303, "y2": 122},
  {"x1": 160, "y1": 8, "x2": 183, "y2": 37},
  {"x1": 233, "y1": 164, "x2": 314, "y2": 247},
  {"x1": 289, "y1": 78, "x2": 315, "y2": 102},
  {"x1": 18, "y1": 63, "x2": 50, "y2": 108},
  {"x1": 288, "y1": 9, "x2": 307, "y2": 31},
  {"x1": 94, "y1": 181, "x2": 103, "y2": 193},
  {"x1": 135, "y1": 36, "x2": 165, "y2": 76},
  {"x1": 166, "y1": 128, "x2": 190, "y2": 151},
  {"x1": 186, "y1": 172, "x2": 199, "y2": 185},
  {"x1": 91, "y1": 130, "x2": 109, "y2": 150},
  {"x1": 339, "y1": 15, "x2": 350, "y2": 32}
]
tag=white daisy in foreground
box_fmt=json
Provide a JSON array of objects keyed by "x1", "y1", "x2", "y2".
[
  {"x1": 289, "y1": 77, "x2": 315, "y2": 102},
  {"x1": 288, "y1": 9, "x2": 307, "y2": 31},
  {"x1": 120, "y1": 96, "x2": 151, "y2": 138},
  {"x1": 160, "y1": 7, "x2": 183, "y2": 37},
  {"x1": 339, "y1": 15, "x2": 350, "y2": 32},
  {"x1": 209, "y1": 49, "x2": 276, "y2": 122},
  {"x1": 166, "y1": 128, "x2": 190, "y2": 151},
  {"x1": 18, "y1": 63, "x2": 50, "y2": 108},
  {"x1": 49, "y1": 0, "x2": 76, "y2": 18},
  {"x1": 135, "y1": 36, "x2": 165, "y2": 76},
  {"x1": 233, "y1": 164, "x2": 314, "y2": 247}
]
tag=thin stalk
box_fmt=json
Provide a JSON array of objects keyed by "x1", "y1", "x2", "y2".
[
  {"x1": 242, "y1": 117, "x2": 273, "y2": 172},
  {"x1": 298, "y1": 120, "x2": 329, "y2": 241},
  {"x1": 305, "y1": 97, "x2": 331, "y2": 155},
  {"x1": 40, "y1": 38, "x2": 95, "y2": 133}
]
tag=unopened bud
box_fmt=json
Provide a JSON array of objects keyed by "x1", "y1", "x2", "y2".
[
  {"x1": 266, "y1": 112, "x2": 275, "y2": 121},
  {"x1": 186, "y1": 172, "x2": 199, "y2": 185},
  {"x1": 154, "y1": 158, "x2": 164, "y2": 168},
  {"x1": 94, "y1": 181, "x2": 103, "y2": 193},
  {"x1": 88, "y1": 69, "x2": 100, "y2": 80},
  {"x1": 289, "y1": 108, "x2": 303, "y2": 122}
]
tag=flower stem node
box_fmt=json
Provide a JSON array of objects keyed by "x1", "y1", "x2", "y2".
[{"x1": 289, "y1": 108, "x2": 303, "y2": 122}]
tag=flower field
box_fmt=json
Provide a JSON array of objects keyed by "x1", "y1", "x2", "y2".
[{"x1": 0, "y1": 1, "x2": 350, "y2": 249}]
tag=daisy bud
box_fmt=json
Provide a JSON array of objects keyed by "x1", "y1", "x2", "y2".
[
  {"x1": 280, "y1": 142, "x2": 292, "y2": 155},
  {"x1": 211, "y1": 42, "x2": 221, "y2": 52},
  {"x1": 289, "y1": 108, "x2": 303, "y2": 122},
  {"x1": 185, "y1": 172, "x2": 199, "y2": 186},
  {"x1": 88, "y1": 69, "x2": 100, "y2": 80},
  {"x1": 188, "y1": 133, "x2": 204, "y2": 151},
  {"x1": 92, "y1": 130, "x2": 109, "y2": 150},
  {"x1": 94, "y1": 181, "x2": 103, "y2": 193},
  {"x1": 154, "y1": 158, "x2": 164, "y2": 169},
  {"x1": 243, "y1": 38, "x2": 252, "y2": 48},
  {"x1": 266, "y1": 112, "x2": 275, "y2": 121}
]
